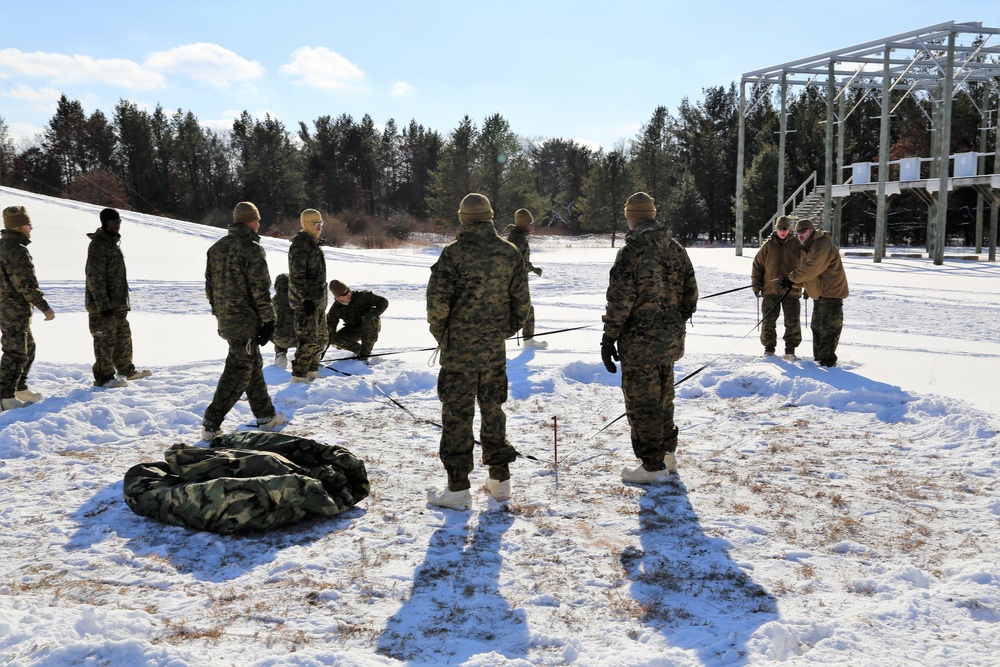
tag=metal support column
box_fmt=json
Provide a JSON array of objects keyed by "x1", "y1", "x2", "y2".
[
  {"x1": 824, "y1": 61, "x2": 835, "y2": 230},
  {"x1": 933, "y1": 32, "x2": 956, "y2": 265},
  {"x1": 778, "y1": 73, "x2": 788, "y2": 215},
  {"x1": 874, "y1": 48, "x2": 892, "y2": 262},
  {"x1": 975, "y1": 79, "x2": 991, "y2": 253},
  {"x1": 834, "y1": 89, "x2": 846, "y2": 245},
  {"x1": 736, "y1": 82, "x2": 747, "y2": 256}
]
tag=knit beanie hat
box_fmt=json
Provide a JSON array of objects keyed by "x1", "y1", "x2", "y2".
[
  {"x1": 329, "y1": 279, "x2": 350, "y2": 298},
  {"x1": 99, "y1": 207, "x2": 121, "y2": 231},
  {"x1": 774, "y1": 215, "x2": 791, "y2": 230},
  {"x1": 300, "y1": 208, "x2": 324, "y2": 237},
  {"x1": 233, "y1": 201, "x2": 261, "y2": 225},
  {"x1": 3, "y1": 206, "x2": 31, "y2": 229},
  {"x1": 458, "y1": 193, "x2": 493, "y2": 222},
  {"x1": 624, "y1": 192, "x2": 656, "y2": 219},
  {"x1": 515, "y1": 208, "x2": 533, "y2": 226},
  {"x1": 795, "y1": 218, "x2": 815, "y2": 232}
]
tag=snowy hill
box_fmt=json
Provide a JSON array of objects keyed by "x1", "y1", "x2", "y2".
[{"x1": 0, "y1": 186, "x2": 998, "y2": 666}]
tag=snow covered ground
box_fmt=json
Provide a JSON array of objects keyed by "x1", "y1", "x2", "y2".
[{"x1": 0, "y1": 185, "x2": 998, "y2": 666}]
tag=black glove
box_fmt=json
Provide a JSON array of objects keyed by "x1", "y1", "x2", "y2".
[
  {"x1": 532, "y1": 267, "x2": 543, "y2": 277},
  {"x1": 256, "y1": 321, "x2": 275, "y2": 346},
  {"x1": 752, "y1": 287, "x2": 760, "y2": 298},
  {"x1": 302, "y1": 299, "x2": 316, "y2": 315},
  {"x1": 600, "y1": 336, "x2": 619, "y2": 374},
  {"x1": 362, "y1": 309, "x2": 378, "y2": 324},
  {"x1": 100, "y1": 309, "x2": 113, "y2": 317},
  {"x1": 779, "y1": 276, "x2": 794, "y2": 291}
]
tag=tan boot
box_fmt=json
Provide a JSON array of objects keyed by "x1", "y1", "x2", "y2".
[
  {"x1": 426, "y1": 487, "x2": 472, "y2": 510},
  {"x1": 14, "y1": 389, "x2": 42, "y2": 403},
  {"x1": 621, "y1": 464, "x2": 669, "y2": 485},
  {"x1": 485, "y1": 478, "x2": 510, "y2": 501}
]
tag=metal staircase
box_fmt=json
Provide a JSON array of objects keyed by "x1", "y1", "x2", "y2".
[{"x1": 756, "y1": 172, "x2": 848, "y2": 245}]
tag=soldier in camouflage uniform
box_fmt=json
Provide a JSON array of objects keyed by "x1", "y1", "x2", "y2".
[
  {"x1": 0, "y1": 206, "x2": 55, "y2": 411},
  {"x1": 271, "y1": 273, "x2": 296, "y2": 369},
  {"x1": 503, "y1": 208, "x2": 545, "y2": 347},
  {"x1": 783, "y1": 218, "x2": 849, "y2": 367},
  {"x1": 326, "y1": 279, "x2": 388, "y2": 362},
  {"x1": 85, "y1": 208, "x2": 152, "y2": 389},
  {"x1": 425, "y1": 193, "x2": 530, "y2": 509},
  {"x1": 751, "y1": 215, "x2": 801, "y2": 359},
  {"x1": 602, "y1": 192, "x2": 698, "y2": 483},
  {"x1": 201, "y1": 201, "x2": 285, "y2": 440},
  {"x1": 287, "y1": 209, "x2": 328, "y2": 382}
]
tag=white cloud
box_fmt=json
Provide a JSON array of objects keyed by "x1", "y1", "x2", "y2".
[
  {"x1": 145, "y1": 43, "x2": 264, "y2": 87},
  {"x1": 0, "y1": 48, "x2": 164, "y2": 89},
  {"x1": 7, "y1": 121, "x2": 44, "y2": 146},
  {"x1": 0, "y1": 83, "x2": 63, "y2": 109},
  {"x1": 391, "y1": 81, "x2": 414, "y2": 96},
  {"x1": 279, "y1": 47, "x2": 365, "y2": 90}
]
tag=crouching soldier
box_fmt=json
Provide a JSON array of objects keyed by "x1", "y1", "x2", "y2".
[{"x1": 326, "y1": 280, "x2": 388, "y2": 363}]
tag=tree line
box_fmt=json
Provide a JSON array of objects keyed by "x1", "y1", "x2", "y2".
[{"x1": 0, "y1": 80, "x2": 995, "y2": 247}]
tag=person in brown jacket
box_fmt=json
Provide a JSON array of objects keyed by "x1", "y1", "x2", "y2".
[
  {"x1": 751, "y1": 215, "x2": 801, "y2": 359},
  {"x1": 782, "y1": 218, "x2": 849, "y2": 367}
]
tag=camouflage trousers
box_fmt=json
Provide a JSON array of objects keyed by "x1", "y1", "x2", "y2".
[
  {"x1": 89, "y1": 312, "x2": 136, "y2": 386},
  {"x1": 811, "y1": 298, "x2": 844, "y2": 366},
  {"x1": 329, "y1": 319, "x2": 381, "y2": 359},
  {"x1": 292, "y1": 309, "x2": 328, "y2": 377},
  {"x1": 759, "y1": 294, "x2": 802, "y2": 351},
  {"x1": 0, "y1": 319, "x2": 34, "y2": 398},
  {"x1": 437, "y1": 365, "x2": 517, "y2": 491},
  {"x1": 203, "y1": 339, "x2": 276, "y2": 430},
  {"x1": 520, "y1": 303, "x2": 535, "y2": 340},
  {"x1": 621, "y1": 362, "x2": 679, "y2": 470}
]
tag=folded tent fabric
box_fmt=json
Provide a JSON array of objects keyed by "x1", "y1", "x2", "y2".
[{"x1": 123, "y1": 432, "x2": 369, "y2": 534}]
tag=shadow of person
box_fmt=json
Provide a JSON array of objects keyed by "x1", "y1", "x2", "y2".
[
  {"x1": 377, "y1": 508, "x2": 528, "y2": 663},
  {"x1": 622, "y1": 479, "x2": 778, "y2": 664}
]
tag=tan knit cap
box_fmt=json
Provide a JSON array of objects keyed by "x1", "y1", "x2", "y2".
[
  {"x1": 775, "y1": 215, "x2": 792, "y2": 230},
  {"x1": 458, "y1": 193, "x2": 493, "y2": 222},
  {"x1": 795, "y1": 218, "x2": 815, "y2": 232},
  {"x1": 300, "y1": 208, "x2": 323, "y2": 237},
  {"x1": 233, "y1": 201, "x2": 260, "y2": 225},
  {"x1": 329, "y1": 279, "x2": 350, "y2": 297},
  {"x1": 624, "y1": 192, "x2": 656, "y2": 219},
  {"x1": 514, "y1": 208, "x2": 533, "y2": 226},
  {"x1": 3, "y1": 206, "x2": 31, "y2": 229}
]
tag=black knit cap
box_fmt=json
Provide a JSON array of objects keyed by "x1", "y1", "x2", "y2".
[{"x1": 99, "y1": 208, "x2": 121, "y2": 226}]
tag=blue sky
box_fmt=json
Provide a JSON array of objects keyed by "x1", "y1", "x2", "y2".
[{"x1": 1, "y1": 0, "x2": 998, "y2": 150}]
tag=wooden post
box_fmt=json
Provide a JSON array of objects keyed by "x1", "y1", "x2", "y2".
[{"x1": 551, "y1": 416, "x2": 558, "y2": 467}]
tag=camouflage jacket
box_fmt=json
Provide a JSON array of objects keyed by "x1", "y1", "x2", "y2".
[
  {"x1": 503, "y1": 224, "x2": 537, "y2": 273},
  {"x1": 603, "y1": 221, "x2": 699, "y2": 365},
  {"x1": 788, "y1": 231, "x2": 849, "y2": 300},
  {"x1": 85, "y1": 227, "x2": 131, "y2": 314},
  {"x1": 205, "y1": 223, "x2": 273, "y2": 341},
  {"x1": 271, "y1": 273, "x2": 296, "y2": 349},
  {"x1": 0, "y1": 229, "x2": 50, "y2": 327},
  {"x1": 287, "y1": 231, "x2": 327, "y2": 313},
  {"x1": 427, "y1": 220, "x2": 530, "y2": 371},
  {"x1": 751, "y1": 232, "x2": 801, "y2": 297},
  {"x1": 327, "y1": 290, "x2": 389, "y2": 331},
  {"x1": 122, "y1": 431, "x2": 370, "y2": 534}
]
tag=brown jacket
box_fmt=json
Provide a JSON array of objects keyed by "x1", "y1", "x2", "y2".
[
  {"x1": 751, "y1": 231, "x2": 801, "y2": 297},
  {"x1": 788, "y1": 231, "x2": 849, "y2": 300}
]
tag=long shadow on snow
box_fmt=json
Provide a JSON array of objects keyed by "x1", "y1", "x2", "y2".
[
  {"x1": 65, "y1": 480, "x2": 363, "y2": 583},
  {"x1": 623, "y1": 479, "x2": 777, "y2": 664},
  {"x1": 377, "y1": 508, "x2": 529, "y2": 663}
]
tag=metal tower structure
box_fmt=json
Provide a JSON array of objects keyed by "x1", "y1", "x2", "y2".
[{"x1": 734, "y1": 20, "x2": 1000, "y2": 264}]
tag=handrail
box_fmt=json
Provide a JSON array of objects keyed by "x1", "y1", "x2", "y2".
[{"x1": 757, "y1": 172, "x2": 816, "y2": 245}]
